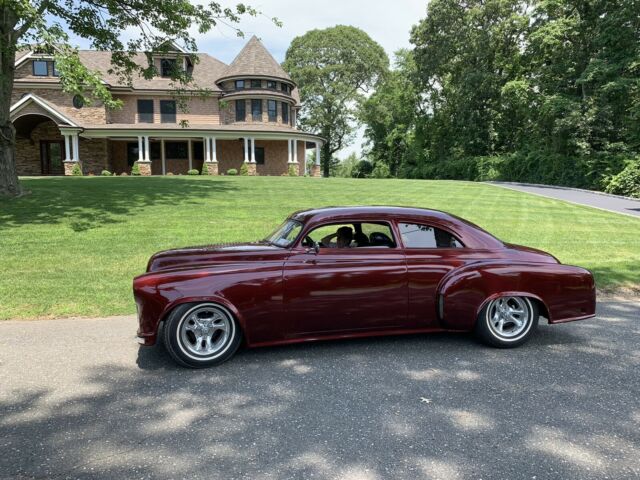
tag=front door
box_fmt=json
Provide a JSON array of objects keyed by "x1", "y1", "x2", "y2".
[
  {"x1": 283, "y1": 247, "x2": 407, "y2": 337},
  {"x1": 40, "y1": 140, "x2": 65, "y2": 175}
]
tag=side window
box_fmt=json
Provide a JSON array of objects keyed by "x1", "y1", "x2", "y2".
[
  {"x1": 305, "y1": 222, "x2": 396, "y2": 249},
  {"x1": 399, "y1": 223, "x2": 463, "y2": 248}
]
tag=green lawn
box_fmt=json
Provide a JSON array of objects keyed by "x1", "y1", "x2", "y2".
[{"x1": 1, "y1": 176, "x2": 639, "y2": 320}]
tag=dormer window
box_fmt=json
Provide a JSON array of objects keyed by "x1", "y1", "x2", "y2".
[
  {"x1": 160, "y1": 59, "x2": 177, "y2": 77},
  {"x1": 235, "y1": 80, "x2": 245, "y2": 90},
  {"x1": 250, "y1": 79, "x2": 262, "y2": 89},
  {"x1": 33, "y1": 60, "x2": 48, "y2": 76},
  {"x1": 52, "y1": 62, "x2": 60, "y2": 77}
]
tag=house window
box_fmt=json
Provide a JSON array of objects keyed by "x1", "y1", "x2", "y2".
[
  {"x1": 281, "y1": 103, "x2": 289, "y2": 124},
  {"x1": 160, "y1": 100, "x2": 176, "y2": 123},
  {"x1": 137, "y1": 100, "x2": 154, "y2": 123},
  {"x1": 255, "y1": 146, "x2": 265, "y2": 164},
  {"x1": 281, "y1": 83, "x2": 289, "y2": 93},
  {"x1": 52, "y1": 62, "x2": 59, "y2": 77},
  {"x1": 33, "y1": 60, "x2": 48, "y2": 76},
  {"x1": 235, "y1": 79, "x2": 245, "y2": 90},
  {"x1": 72, "y1": 95, "x2": 84, "y2": 109},
  {"x1": 235, "y1": 100, "x2": 246, "y2": 121},
  {"x1": 250, "y1": 79, "x2": 262, "y2": 89},
  {"x1": 161, "y1": 59, "x2": 177, "y2": 78},
  {"x1": 252, "y1": 99, "x2": 262, "y2": 121},
  {"x1": 267, "y1": 80, "x2": 277, "y2": 90},
  {"x1": 165, "y1": 141, "x2": 189, "y2": 159},
  {"x1": 267, "y1": 100, "x2": 277, "y2": 122}
]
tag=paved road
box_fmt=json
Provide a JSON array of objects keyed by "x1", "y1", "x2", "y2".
[
  {"x1": 1, "y1": 300, "x2": 639, "y2": 480},
  {"x1": 490, "y1": 182, "x2": 640, "y2": 217}
]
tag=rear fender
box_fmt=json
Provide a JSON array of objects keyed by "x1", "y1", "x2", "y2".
[{"x1": 437, "y1": 261, "x2": 595, "y2": 330}]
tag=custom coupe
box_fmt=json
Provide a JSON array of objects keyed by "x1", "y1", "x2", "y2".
[{"x1": 134, "y1": 206, "x2": 596, "y2": 368}]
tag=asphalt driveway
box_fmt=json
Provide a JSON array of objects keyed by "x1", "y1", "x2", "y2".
[{"x1": 1, "y1": 299, "x2": 639, "y2": 480}]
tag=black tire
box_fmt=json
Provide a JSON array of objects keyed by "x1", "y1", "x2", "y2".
[
  {"x1": 475, "y1": 296, "x2": 538, "y2": 348},
  {"x1": 163, "y1": 302, "x2": 242, "y2": 368}
]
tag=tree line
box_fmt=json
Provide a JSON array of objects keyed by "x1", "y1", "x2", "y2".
[
  {"x1": 284, "y1": 1, "x2": 639, "y2": 197},
  {"x1": 361, "y1": 0, "x2": 640, "y2": 196}
]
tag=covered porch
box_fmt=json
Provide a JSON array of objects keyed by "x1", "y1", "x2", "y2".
[{"x1": 85, "y1": 126, "x2": 323, "y2": 177}]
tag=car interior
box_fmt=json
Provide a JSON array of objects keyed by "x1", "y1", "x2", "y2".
[{"x1": 303, "y1": 222, "x2": 397, "y2": 248}]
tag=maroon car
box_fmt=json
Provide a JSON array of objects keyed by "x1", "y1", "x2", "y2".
[{"x1": 134, "y1": 206, "x2": 596, "y2": 368}]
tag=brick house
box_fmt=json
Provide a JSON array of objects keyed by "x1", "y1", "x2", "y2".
[{"x1": 10, "y1": 37, "x2": 323, "y2": 176}]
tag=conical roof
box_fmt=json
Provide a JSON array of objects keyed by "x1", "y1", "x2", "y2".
[{"x1": 219, "y1": 36, "x2": 292, "y2": 82}]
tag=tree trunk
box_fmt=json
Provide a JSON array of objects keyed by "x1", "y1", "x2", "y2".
[
  {"x1": 0, "y1": 6, "x2": 23, "y2": 198},
  {"x1": 321, "y1": 140, "x2": 331, "y2": 177}
]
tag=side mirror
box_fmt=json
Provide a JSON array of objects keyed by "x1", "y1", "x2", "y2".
[{"x1": 306, "y1": 242, "x2": 320, "y2": 255}]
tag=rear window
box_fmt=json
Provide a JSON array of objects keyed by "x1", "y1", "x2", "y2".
[{"x1": 399, "y1": 223, "x2": 463, "y2": 248}]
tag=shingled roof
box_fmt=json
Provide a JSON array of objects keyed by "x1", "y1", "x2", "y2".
[{"x1": 219, "y1": 36, "x2": 292, "y2": 83}]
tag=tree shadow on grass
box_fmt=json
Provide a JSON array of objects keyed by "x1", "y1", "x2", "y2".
[{"x1": 0, "y1": 177, "x2": 237, "y2": 232}]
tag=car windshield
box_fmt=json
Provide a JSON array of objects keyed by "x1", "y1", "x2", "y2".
[{"x1": 264, "y1": 219, "x2": 303, "y2": 248}]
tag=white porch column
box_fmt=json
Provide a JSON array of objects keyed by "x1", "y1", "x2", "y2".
[
  {"x1": 161, "y1": 139, "x2": 166, "y2": 175},
  {"x1": 144, "y1": 136, "x2": 150, "y2": 161},
  {"x1": 138, "y1": 136, "x2": 143, "y2": 161},
  {"x1": 188, "y1": 139, "x2": 193, "y2": 170},
  {"x1": 64, "y1": 135, "x2": 71, "y2": 161},
  {"x1": 72, "y1": 134, "x2": 80, "y2": 162},
  {"x1": 292, "y1": 139, "x2": 298, "y2": 163},
  {"x1": 211, "y1": 137, "x2": 217, "y2": 162},
  {"x1": 287, "y1": 139, "x2": 292, "y2": 163},
  {"x1": 243, "y1": 137, "x2": 249, "y2": 163},
  {"x1": 204, "y1": 136, "x2": 210, "y2": 162},
  {"x1": 250, "y1": 137, "x2": 256, "y2": 163},
  {"x1": 315, "y1": 141, "x2": 321, "y2": 166}
]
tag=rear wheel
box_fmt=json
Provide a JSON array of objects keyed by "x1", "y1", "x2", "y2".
[
  {"x1": 163, "y1": 303, "x2": 242, "y2": 368},
  {"x1": 475, "y1": 296, "x2": 538, "y2": 348}
]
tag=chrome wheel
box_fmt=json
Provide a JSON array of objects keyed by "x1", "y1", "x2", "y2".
[
  {"x1": 178, "y1": 304, "x2": 232, "y2": 358},
  {"x1": 486, "y1": 296, "x2": 531, "y2": 339}
]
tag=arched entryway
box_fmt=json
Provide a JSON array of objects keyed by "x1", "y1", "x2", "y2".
[{"x1": 12, "y1": 114, "x2": 67, "y2": 176}]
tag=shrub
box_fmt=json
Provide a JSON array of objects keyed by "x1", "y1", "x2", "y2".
[
  {"x1": 239, "y1": 164, "x2": 249, "y2": 176},
  {"x1": 71, "y1": 163, "x2": 82, "y2": 176},
  {"x1": 605, "y1": 159, "x2": 640, "y2": 198},
  {"x1": 187, "y1": 169, "x2": 199, "y2": 175},
  {"x1": 131, "y1": 162, "x2": 141, "y2": 176},
  {"x1": 227, "y1": 168, "x2": 238, "y2": 176},
  {"x1": 100, "y1": 170, "x2": 112, "y2": 176},
  {"x1": 288, "y1": 164, "x2": 298, "y2": 176},
  {"x1": 166, "y1": 172, "x2": 174, "y2": 176},
  {"x1": 201, "y1": 163, "x2": 209, "y2": 175},
  {"x1": 351, "y1": 160, "x2": 373, "y2": 178},
  {"x1": 120, "y1": 172, "x2": 128, "y2": 176},
  {"x1": 371, "y1": 163, "x2": 391, "y2": 179}
]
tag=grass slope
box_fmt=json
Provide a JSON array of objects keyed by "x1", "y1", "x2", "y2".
[{"x1": 1, "y1": 176, "x2": 639, "y2": 320}]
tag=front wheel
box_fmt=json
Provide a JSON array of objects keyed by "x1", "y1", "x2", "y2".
[
  {"x1": 475, "y1": 296, "x2": 538, "y2": 348},
  {"x1": 163, "y1": 303, "x2": 242, "y2": 368}
]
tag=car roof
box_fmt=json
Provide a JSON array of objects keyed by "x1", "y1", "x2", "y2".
[{"x1": 290, "y1": 206, "x2": 503, "y2": 249}]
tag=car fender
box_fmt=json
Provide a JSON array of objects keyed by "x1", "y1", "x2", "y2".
[{"x1": 437, "y1": 261, "x2": 596, "y2": 330}]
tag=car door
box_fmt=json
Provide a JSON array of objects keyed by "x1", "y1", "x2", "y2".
[
  {"x1": 283, "y1": 223, "x2": 407, "y2": 337},
  {"x1": 398, "y1": 222, "x2": 469, "y2": 328}
]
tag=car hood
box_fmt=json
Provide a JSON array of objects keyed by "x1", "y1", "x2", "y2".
[{"x1": 146, "y1": 242, "x2": 288, "y2": 272}]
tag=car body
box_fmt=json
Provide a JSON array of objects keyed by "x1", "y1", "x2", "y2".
[{"x1": 134, "y1": 206, "x2": 596, "y2": 367}]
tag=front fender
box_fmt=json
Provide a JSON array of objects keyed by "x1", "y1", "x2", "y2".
[{"x1": 437, "y1": 261, "x2": 596, "y2": 330}]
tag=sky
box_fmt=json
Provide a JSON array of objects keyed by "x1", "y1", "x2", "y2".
[{"x1": 69, "y1": 0, "x2": 429, "y2": 158}]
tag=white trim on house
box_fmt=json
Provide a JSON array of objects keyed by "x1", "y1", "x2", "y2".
[{"x1": 10, "y1": 93, "x2": 80, "y2": 127}]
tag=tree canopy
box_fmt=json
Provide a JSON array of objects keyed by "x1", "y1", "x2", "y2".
[
  {"x1": 283, "y1": 25, "x2": 388, "y2": 177},
  {"x1": 361, "y1": 0, "x2": 640, "y2": 195}
]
